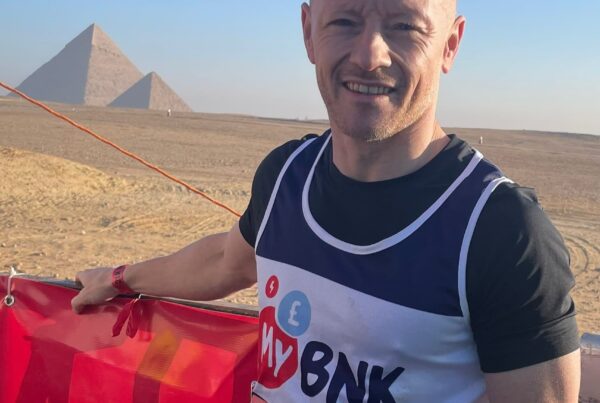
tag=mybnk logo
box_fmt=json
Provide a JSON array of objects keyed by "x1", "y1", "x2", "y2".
[
  {"x1": 300, "y1": 341, "x2": 405, "y2": 402},
  {"x1": 258, "y1": 275, "x2": 405, "y2": 402}
]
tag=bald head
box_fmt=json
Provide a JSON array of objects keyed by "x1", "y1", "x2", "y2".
[
  {"x1": 443, "y1": 0, "x2": 457, "y2": 20},
  {"x1": 308, "y1": 0, "x2": 458, "y2": 19},
  {"x1": 306, "y1": 0, "x2": 460, "y2": 42}
]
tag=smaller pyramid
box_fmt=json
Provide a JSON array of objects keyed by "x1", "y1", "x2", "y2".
[{"x1": 109, "y1": 72, "x2": 192, "y2": 112}]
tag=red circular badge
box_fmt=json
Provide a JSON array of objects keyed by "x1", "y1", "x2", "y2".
[{"x1": 265, "y1": 275, "x2": 279, "y2": 298}]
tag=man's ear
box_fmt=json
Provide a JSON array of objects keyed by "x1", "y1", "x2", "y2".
[
  {"x1": 442, "y1": 16, "x2": 466, "y2": 74},
  {"x1": 301, "y1": 3, "x2": 316, "y2": 64}
]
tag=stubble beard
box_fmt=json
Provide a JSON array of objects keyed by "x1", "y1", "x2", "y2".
[{"x1": 318, "y1": 73, "x2": 437, "y2": 143}]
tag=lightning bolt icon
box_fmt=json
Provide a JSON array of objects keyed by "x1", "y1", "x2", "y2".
[{"x1": 266, "y1": 275, "x2": 278, "y2": 298}]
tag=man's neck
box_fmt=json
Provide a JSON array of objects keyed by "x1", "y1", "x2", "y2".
[{"x1": 331, "y1": 117, "x2": 450, "y2": 183}]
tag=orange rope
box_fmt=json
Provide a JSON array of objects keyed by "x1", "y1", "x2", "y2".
[{"x1": 0, "y1": 81, "x2": 242, "y2": 217}]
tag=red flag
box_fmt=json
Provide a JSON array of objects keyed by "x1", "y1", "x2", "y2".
[{"x1": 0, "y1": 275, "x2": 258, "y2": 403}]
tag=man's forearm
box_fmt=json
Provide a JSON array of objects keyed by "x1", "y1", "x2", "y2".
[
  {"x1": 124, "y1": 232, "x2": 254, "y2": 300},
  {"x1": 484, "y1": 350, "x2": 581, "y2": 403},
  {"x1": 72, "y1": 223, "x2": 256, "y2": 313}
]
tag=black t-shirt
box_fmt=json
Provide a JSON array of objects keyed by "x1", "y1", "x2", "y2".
[{"x1": 239, "y1": 131, "x2": 579, "y2": 373}]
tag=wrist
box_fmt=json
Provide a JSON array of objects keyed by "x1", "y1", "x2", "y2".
[{"x1": 111, "y1": 265, "x2": 136, "y2": 294}]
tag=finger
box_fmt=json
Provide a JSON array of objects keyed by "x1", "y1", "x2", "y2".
[
  {"x1": 71, "y1": 295, "x2": 83, "y2": 314},
  {"x1": 71, "y1": 292, "x2": 90, "y2": 314}
]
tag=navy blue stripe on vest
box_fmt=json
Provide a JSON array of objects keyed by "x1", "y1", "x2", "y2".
[{"x1": 256, "y1": 134, "x2": 502, "y2": 317}]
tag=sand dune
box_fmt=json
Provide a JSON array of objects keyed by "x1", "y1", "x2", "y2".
[{"x1": 1, "y1": 97, "x2": 599, "y2": 333}]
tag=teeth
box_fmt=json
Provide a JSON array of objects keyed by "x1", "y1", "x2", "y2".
[{"x1": 347, "y1": 82, "x2": 392, "y2": 95}]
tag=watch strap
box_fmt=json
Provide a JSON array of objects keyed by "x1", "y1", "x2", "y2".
[{"x1": 111, "y1": 265, "x2": 136, "y2": 294}]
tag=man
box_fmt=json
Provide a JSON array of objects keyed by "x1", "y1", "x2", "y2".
[{"x1": 72, "y1": 0, "x2": 581, "y2": 401}]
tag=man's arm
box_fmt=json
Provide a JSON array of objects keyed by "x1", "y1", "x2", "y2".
[
  {"x1": 468, "y1": 184, "x2": 581, "y2": 401},
  {"x1": 484, "y1": 349, "x2": 581, "y2": 403},
  {"x1": 71, "y1": 136, "x2": 312, "y2": 313},
  {"x1": 71, "y1": 222, "x2": 256, "y2": 313}
]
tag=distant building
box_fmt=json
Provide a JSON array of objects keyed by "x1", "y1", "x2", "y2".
[
  {"x1": 12, "y1": 23, "x2": 192, "y2": 112},
  {"x1": 13, "y1": 24, "x2": 142, "y2": 106},
  {"x1": 109, "y1": 72, "x2": 192, "y2": 113}
]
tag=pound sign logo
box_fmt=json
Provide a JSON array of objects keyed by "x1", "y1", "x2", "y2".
[
  {"x1": 278, "y1": 291, "x2": 311, "y2": 337},
  {"x1": 288, "y1": 301, "x2": 302, "y2": 327}
]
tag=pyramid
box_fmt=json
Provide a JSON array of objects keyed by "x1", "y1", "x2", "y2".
[
  {"x1": 109, "y1": 72, "x2": 192, "y2": 112},
  {"x1": 13, "y1": 24, "x2": 142, "y2": 106}
]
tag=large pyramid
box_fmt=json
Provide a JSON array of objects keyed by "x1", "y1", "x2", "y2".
[
  {"x1": 109, "y1": 72, "x2": 192, "y2": 112},
  {"x1": 14, "y1": 24, "x2": 143, "y2": 106}
]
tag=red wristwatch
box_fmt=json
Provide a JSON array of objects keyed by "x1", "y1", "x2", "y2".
[{"x1": 111, "y1": 265, "x2": 136, "y2": 294}]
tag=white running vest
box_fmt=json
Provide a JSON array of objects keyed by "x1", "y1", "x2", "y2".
[{"x1": 252, "y1": 134, "x2": 510, "y2": 402}]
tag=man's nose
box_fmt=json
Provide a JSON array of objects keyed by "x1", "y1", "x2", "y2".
[{"x1": 349, "y1": 30, "x2": 392, "y2": 72}]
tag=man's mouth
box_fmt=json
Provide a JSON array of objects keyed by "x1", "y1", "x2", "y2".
[{"x1": 344, "y1": 82, "x2": 395, "y2": 96}]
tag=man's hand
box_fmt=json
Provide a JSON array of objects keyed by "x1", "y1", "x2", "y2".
[{"x1": 71, "y1": 267, "x2": 119, "y2": 314}]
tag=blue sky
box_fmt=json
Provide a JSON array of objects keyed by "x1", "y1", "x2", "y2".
[{"x1": 1, "y1": 1, "x2": 599, "y2": 135}]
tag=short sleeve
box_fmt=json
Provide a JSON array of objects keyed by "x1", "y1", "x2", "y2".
[
  {"x1": 466, "y1": 184, "x2": 580, "y2": 373},
  {"x1": 239, "y1": 135, "x2": 318, "y2": 247}
]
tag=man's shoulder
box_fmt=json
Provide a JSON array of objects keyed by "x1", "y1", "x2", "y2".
[
  {"x1": 484, "y1": 181, "x2": 543, "y2": 225},
  {"x1": 239, "y1": 133, "x2": 321, "y2": 247},
  {"x1": 256, "y1": 133, "x2": 320, "y2": 177},
  {"x1": 474, "y1": 180, "x2": 560, "y2": 260}
]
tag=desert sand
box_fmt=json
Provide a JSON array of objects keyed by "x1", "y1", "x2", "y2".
[{"x1": 1, "y1": 96, "x2": 599, "y2": 334}]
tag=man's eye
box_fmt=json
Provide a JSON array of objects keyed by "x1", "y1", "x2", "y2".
[
  {"x1": 330, "y1": 19, "x2": 357, "y2": 27},
  {"x1": 392, "y1": 23, "x2": 418, "y2": 31}
]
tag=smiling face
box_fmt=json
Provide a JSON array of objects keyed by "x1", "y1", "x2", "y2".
[{"x1": 302, "y1": 0, "x2": 463, "y2": 142}]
